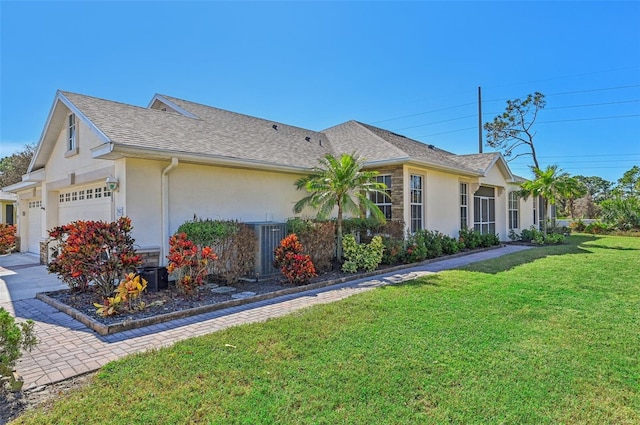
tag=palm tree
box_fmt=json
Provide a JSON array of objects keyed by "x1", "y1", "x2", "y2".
[
  {"x1": 520, "y1": 165, "x2": 570, "y2": 234},
  {"x1": 293, "y1": 153, "x2": 389, "y2": 261},
  {"x1": 558, "y1": 175, "x2": 587, "y2": 218}
]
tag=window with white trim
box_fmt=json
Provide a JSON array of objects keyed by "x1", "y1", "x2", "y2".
[
  {"x1": 508, "y1": 191, "x2": 519, "y2": 230},
  {"x1": 473, "y1": 186, "x2": 496, "y2": 235},
  {"x1": 370, "y1": 175, "x2": 391, "y2": 220},
  {"x1": 460, "y1": 182, "x2": 468, "y2": 229},
  {"x1": 410, "y1": 174, "x2": 423, "y2": 233},
  {"x1": 67, "y1": 114, "x2": 77, "y2": 151}
]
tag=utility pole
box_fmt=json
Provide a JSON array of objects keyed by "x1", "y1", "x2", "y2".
[{"x1": 478, "y1": 86, "x2": 483, "y2": 153}]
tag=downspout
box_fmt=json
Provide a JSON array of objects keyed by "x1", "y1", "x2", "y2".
[{"x1": 161, "y1": 158, "x2": 179, "y2": 265}]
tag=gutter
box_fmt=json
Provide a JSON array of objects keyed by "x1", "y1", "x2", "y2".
[{"x1": 161, "y1": 158, "x2": 179, "y2": 265}]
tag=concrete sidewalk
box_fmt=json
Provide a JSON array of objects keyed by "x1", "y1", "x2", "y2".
[{"x1": 0, "y1": 245, "x2": 531, "y2": 390}]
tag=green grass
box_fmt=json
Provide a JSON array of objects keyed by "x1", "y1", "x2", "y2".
[{"x1": 14, "y1": 235, "x2": 640, "y2": 424}]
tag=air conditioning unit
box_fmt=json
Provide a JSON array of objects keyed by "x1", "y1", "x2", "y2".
[{"x1": 246, "y1": 222, "x2": 287, "y2": 278}]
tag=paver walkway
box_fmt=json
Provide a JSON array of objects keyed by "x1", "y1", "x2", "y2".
[{"x1": 1, "y1": 245, "x2": 531, "y2": 390}]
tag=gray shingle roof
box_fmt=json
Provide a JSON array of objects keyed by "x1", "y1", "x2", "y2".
[
  {"x1": 62, "y1": 91, "x2": 333, "y2": 169},
  {"x1": 58, "y1": 91, "x2": 505, "y2": 176},
  {"x1": 323, "y1": 121, "x2": 482, "y2": 175}
]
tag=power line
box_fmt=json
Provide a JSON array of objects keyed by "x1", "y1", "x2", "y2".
[
  {"x1": 538, "y1": 114, "x2": 640, "y2": 124},
  {"x1": 483, "y1": 84, "x2": 640, "y2": 103},
  {"x1": 370, "y1": 102, "x2": 476, "y2": 125},
  {"x1": 392, "y1": 114, "x2": 477, "y2": 131}
]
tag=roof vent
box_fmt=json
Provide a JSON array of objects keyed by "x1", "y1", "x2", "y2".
[
  {"x1": 272, "y1": 124, "x2": 278, "y2": 130},
  {"x1": 428, "y1": 144, "x2": 435, "y2": 149},
  {"x1": 305, "y1": 136, "x2": 311, "y2": 142},
  {"x1": 161, "y1": 107, "x2": 167, "y2": 112}
]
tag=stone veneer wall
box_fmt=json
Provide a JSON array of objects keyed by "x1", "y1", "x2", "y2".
[
  {"x1": 372, "y1": 165, "x2": 404, "y2": 222},
  {"x1": 39, "y1": 240, "x2": 47, "y2": 265}
]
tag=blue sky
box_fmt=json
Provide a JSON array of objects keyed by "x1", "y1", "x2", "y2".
[{"x1": 1, "y1": 1, "x2": 639, "y2": 183}]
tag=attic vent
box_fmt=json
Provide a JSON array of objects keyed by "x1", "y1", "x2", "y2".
[
  {"x1": 272, "y1": 124, "x2": 278, "y2": 130},
  {"x1": 428, "y1": 144, "x2": 435, "y2": 149},
  {"x1": 305, "y1": 136, "x2": 311, "y2": 142}
]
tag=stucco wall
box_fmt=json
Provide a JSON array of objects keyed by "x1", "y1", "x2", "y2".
[
  {"x1": 121, "y1": 158, "x2": 164, "y2": 248},
  {"x1": 423, "y1": 168, "x2": 462, "y2": 238},
  {"x1": 167, "y1": 164, "x2": 304, "y2": 234}
]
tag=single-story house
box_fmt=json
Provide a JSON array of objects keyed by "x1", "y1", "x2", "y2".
[{"x1": 4, "y1": 90, "x2": 541, "y2": 265}]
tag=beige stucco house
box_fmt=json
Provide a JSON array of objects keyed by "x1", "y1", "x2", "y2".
[{"x1": 4, "y1": 90, "x2": 539, "y2": 264}]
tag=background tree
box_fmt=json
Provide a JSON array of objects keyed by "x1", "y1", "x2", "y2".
[
  {"x1": 574, "y1": 175, "x2": 613, "y2": 204},
  {"x1": 614, "y1": 165, "x2": 640, "y2": 198},
  {"x1": 0, "y1": 144, "x2": 35, "y2": 188},
  {"x1": 484, "y1": 92, "x2": 545, "y2": 169},
  {"x1": 557, "y1": 175, "x2": 587, "y2": 218},
  {"x1": 293, "y1": 153, "x2": 388, "y2": 261}
]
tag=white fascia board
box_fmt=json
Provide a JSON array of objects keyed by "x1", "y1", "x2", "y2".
[
  {"x1": 2, "y1": 180, "x2": 39, "y2": 193},
  {"x1": 147, "y1": 94, "x2": 198, "y2": 118},
  {"x1": 93, "y1": 144, "x2": 313, "y2": 175}
]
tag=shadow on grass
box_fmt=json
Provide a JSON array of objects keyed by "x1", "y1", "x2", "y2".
[
  {"x1": 579, "y1": 244, "x2": 640, "y2": 251},
  {"x1": 456, "y1": 234, "x2": 601, "y2": 275}
]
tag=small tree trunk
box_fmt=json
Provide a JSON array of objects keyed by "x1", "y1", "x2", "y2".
[{"x1": 336, "y1": 207, "x2": 343, "y2": 262}]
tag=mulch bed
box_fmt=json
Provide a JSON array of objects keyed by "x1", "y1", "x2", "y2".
[{"x1": 44, "y1": 271, "x2": 350, "y2": 327}]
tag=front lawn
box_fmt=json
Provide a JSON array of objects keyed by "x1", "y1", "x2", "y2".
[{"x1": 13, "y1": 235, "x2": 640, "y2": 424}]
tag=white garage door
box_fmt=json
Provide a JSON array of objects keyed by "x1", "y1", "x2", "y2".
[
  {"x1": 27, "y1": 200, "x2": 42, "y2": 254},
  {"x1": 58, "y1": 184, "x2": 112, "y2": 225}
]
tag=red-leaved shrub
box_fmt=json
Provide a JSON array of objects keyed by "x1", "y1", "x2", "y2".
[{"x1": 273, "y1": 234, "x2": 316, "y2": 285}]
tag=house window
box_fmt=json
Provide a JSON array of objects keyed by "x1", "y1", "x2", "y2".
[
  {"x1": 508, "y1": 191, "x2": 519, "y2": 230},
  {"x1": 67, "y1": 114, "x2": 77, "y2": 151},
  {"x1": 370, "y1": 175, "x2": 391, "y2": 220},
  {"x1": 460, "y1": 182, "x2": 468, "y2": 229},
  {"x1": 473, "y1": 186, "x2": 495, "y2": 235},
  {"x1": 410, "y1": 174, "x2": 423, "y2": 233}
]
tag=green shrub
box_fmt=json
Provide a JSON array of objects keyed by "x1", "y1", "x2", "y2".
[
  {"x1": 380, "y1": 236, "x2": 404, "y2": 265},
  {"x1": 177, "y1": 218, "x2": 255, "y2": 283},
  {"x1": 459, "y1": 227, "x2": 481, "y2": 249},
  {"x1": 342, "y1": 234, "x2": 384, "y2": 273},
  {"x1": 584, "y1": 221, "x2": 611, "y2": 234},
  {"x1": 1, "y1": 307, "x2": 37, "y2": 392},
  {"x1": 480, "y1": 233, "x2": 500, "y2": 247},
  {"x1": 508, "y1": 229, "x2": 521, "y2": 242},
  {"x1": 404, "y1": 231, "x2": 428, "y2": 263},
  {"x1": 600, "y1": 196, "x2": 640, "y2": 230},
  {"x1": 544, "y1": 233, "x2": 565, "y2": 244}
]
